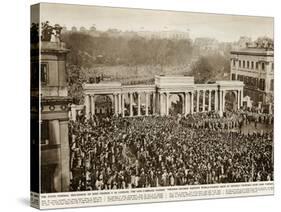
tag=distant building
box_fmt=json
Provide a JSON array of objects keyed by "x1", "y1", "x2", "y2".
[
  {"x1": 137, "y1": 30, "x2": 190, "y2": 40},
  {"x1": 62, "y1": 27, "x2": 190, "y2": 40},
  {"x1": 230, "y1": 46, "x2": 274, "y2": 106},
  {"x1": 194, "y1": 37, "x2": 219, "y2": 53}
]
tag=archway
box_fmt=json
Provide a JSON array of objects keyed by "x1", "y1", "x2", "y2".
[
  {"x1": 225, "y1": 91, "x2": 237, "y2": 112},
  {"x1": 94, "y1": 95, "x2": 113, "y2": 116},
  {"x1": 169, "y1": 94, "x2": 184, "y2": 115}
]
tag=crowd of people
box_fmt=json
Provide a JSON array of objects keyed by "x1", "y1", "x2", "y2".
[
  {"x1": 181, "y1": 110, "x2": 273, "y2": 132},
  {"x1": 68, "y1": 111, "x2": 273, "y2": 191}
]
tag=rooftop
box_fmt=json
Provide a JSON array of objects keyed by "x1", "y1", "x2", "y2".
[{"x1": 231, "y1": 47, "x2": 274, "y2": 56}]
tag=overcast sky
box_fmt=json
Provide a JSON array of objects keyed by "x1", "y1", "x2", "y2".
[{"x1": 38, "y1": 3, "x2": 274, "y2": 42}]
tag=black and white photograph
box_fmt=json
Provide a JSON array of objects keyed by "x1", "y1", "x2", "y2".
[{"x1": 30, "y1": 2, "x2": 274, "y2": 209}]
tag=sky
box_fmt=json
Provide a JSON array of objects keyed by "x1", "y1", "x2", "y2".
[{"x1": 38, "y1": 3, "x2": 274, "y2": 42}]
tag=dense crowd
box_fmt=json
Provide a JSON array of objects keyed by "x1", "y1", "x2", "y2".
[
  {"x1": 68, "y1": 111, "x2": 273, "y2": 191},
  {"x1": 181, "y1": 110, "x2": 273, "y2": 131}
]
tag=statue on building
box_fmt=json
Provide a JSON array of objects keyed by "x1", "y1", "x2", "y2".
[{"x1": 41, "y1": 21, "x2": 63, "y2": 42}]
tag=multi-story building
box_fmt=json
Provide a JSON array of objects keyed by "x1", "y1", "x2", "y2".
[
  {"x1": 142, "y1": 30, "x2": 190, "y2": 40},
  {"x1": 230, "y1": 46, "x2": 274, "y2": 108},
  {"x1": 31, "y1": 37, "x2": 72, "y2": 193}
]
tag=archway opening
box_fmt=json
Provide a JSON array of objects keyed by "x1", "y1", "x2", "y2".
[
  {"x1": 225, "y1": 91, "x2": 237, "y2": 112},
  {"x1": 169, "y1": 94, "x2": 183, "y2": 115},
  {"x1": 95, "y1": 95, "x2": 113, "y2": 116}
]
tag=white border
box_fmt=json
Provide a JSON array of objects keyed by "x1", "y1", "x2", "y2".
[{"x1": 0, "y1": 0, "x2": 280, "y2": 211}]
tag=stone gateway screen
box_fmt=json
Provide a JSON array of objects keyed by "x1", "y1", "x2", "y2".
[{"x1": 30, "y1": 3, "x2": 274, "y2": 209}]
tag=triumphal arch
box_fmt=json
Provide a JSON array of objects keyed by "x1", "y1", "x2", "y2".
[{"x1": 82, "y1": 75, "x2": 244, "y2": 117}]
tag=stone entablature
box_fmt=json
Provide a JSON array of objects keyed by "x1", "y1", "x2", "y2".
[
  {"x1": 155, "y1": 75, "x2": 194, "y2": 86},
  {"x1": 84, "y1": 82, "x2": 122, "y2": 95},
  {"x1": 83, "y1": 76, "x2": 244, "y2": 118}
]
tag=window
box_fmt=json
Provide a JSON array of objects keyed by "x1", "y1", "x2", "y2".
[
  {"x1": 247, "y1": 61, "x2": 250, "y2": 68},
  {"x1": 41, "y1": 121, "x2": 49, "y2": 145},
  {"x1": 255, "y1": 78, "x2": 259, "y2": 88},
  {"x1": 261, "y1": 62, "x2": 265, "y2": 71},
  {"x1": 272, "y1": 63, "x2": 274, "y2": 71},
  {"x1": 232, "y1": 60, "x2": 235, "y2": 67},
  {"x1": 239, "y1": 60, "x2": 241, "y2": 68},
  {"x1": 251, "y1": 61, "x2": 254, "y2": 69},
  {"x1": 240, "y1": 75, "x2": 244, "y2": 82},
  {"x1": 245, "y1": 76, "x2": 248, "y2": 84},
  {"x1": 232, "y1": 74, "x2": 236, "y2": 80},
  {"x1": 250, "y1": 77, "x2": 254, "y2": 86},
  {"x1": 41, "y1": 63, "x2": 48, "y2": 84},
  {"x1": 259, "y1": 79, "x2": 265, "y2": 91},
  {"x1": 256, "y1": 62, "x2": 259, "y2": 70},
  {"x1": 243, "y1": 60, "x2": 245, "y2": 68}
]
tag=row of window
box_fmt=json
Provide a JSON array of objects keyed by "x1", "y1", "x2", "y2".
[
  {"x1": 232, "y1": 74, "x2": 273, "y2": 91},
  {"x1": 233, "y1": 59, "x2": 274, "y2": 71}
]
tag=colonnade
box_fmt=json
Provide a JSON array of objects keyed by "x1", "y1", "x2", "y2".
[
  {"x1": 84, "y1": 88, "x2": 244, "y2": 118},
  {"x1": 157, "y1": 88, "x2": 243, "y2": 116},
  {"x1": 84, "y1": 91, "x2": 155, "y2": 118}
]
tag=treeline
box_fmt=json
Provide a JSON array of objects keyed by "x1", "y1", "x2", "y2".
[
  {"x1": 190, "y1": 53, "x2": 230, "y2": 83},
  {"x1": 61, "y1": 32, "x2": 193, "y2": 68}
]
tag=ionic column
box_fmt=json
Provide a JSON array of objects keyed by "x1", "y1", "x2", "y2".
[
  {"x1": 118, "y1": 93, "x2": 122, "y2": 114},
  {"x1": 184, "y1": 92, "x2": 188, "y2": 115},
  {"x1": 152, "y1": 92, "x2": 156, "y2": 115},
  {"x1": 166, "y1": 92, "x2": 169, "y2": 116},
  {"x1": 208, "y1": 90, "x2": 212, "y2": 111},
  {"x1": 219, "y1": 90, "x2": 222, "y2": 112},
  {"x1": 237, "y1": 90, "x2": 240, "y2": 110},
  {"x1": 214, "y1": 90, "x2": 218, "y2": 111},
  {"x1": 202, "y1": 90, "x2": 206, "y2": 112},
  {"x1": 90, "y1": 95, "x2": 95, "y2": 116},
  {"x1": 84, "y1": 94, "x2": 90, "y2": 119},
  {"x1": 129, "y1": 92, "x2": 133, "y2": 117},
  {"x1": 114, "y1": 93, "x2": 118, "y2": 115},
  {"x1": 145, "y1": 92, "x2": 149, "y2": 116},
  {"x1": 222, "y1": 90, "x2": 226, "y2": 112},
  {"x1": 196, "y1": 90, "x2": 200, "y2": 113},
  {"x1": 122, "y1": 93, "x2": 125, "y2": 117},
  {"x1": 137, "y1": 92, "x2": 141, "y2": 116},
  {"x1": 240, "y1": 88, "x2": 244, "y2": 107},
  {"x1": 190, "y1": 91, "x2": 194, "y2": 114},
  {"x1": 160, "y1": 92, "x2": 164, "y2": 116},
  {"x1": 218, "y1": 90, "x2": 223, "y2": 117}
]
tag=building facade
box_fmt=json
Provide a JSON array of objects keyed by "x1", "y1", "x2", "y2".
[
  {"x1": 38, "y1": 41, "x2": 71, "y2": 193},
  {"x1": 230, "y1": 47, "x2": 274, "y2": 107}
]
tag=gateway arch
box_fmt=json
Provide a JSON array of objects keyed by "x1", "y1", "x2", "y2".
[{"x1": 82, "y1": 75, "x2": 244, "y2": 117}]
